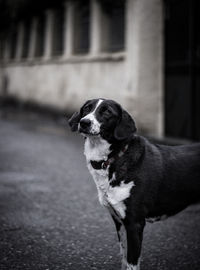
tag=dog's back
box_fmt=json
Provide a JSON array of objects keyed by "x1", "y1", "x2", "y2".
[{"x1": 131, "y1": 138, "x2": 200, "y2": 219}]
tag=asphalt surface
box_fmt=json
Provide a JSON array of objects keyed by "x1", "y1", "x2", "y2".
[{"x1": 0, "y1": 113, "x2": 200, "y2": 270}]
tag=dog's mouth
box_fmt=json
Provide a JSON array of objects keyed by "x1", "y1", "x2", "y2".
[
  {"x1": 80, "y1": 131, "x2": 100, "y2": 137},
  {"x1": 79, "y1": 127, "x2": 100, "y2": 137}
]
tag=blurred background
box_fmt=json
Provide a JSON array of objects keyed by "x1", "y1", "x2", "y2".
[
  {"x1": 0, "y1": 0, "x2": 199, "y2": 140},
  {"x1": 0, "y1": 1, "x2": 200, "y2": 270}
]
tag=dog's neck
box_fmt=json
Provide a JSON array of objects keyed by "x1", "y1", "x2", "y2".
[
  {"x1": 84, "y1": 136, "x2": 130, "y2": 171},
  {"x1": 84, "y1": 136, "x2": 111, "y2": 162}
]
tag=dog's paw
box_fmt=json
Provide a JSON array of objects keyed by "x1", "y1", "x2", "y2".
[{"x1": 126, "y1": 263, "x2": 140, "y2": 270}]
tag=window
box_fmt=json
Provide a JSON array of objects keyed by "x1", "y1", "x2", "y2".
[
  {"x1": 0, "y1": 38, "x2": 5, "y2": 60},
  {"x1": 73, "y1": 0, "x2": 90, "y2": 54},
  {"x1": 22, "y1": 20, "x2": 31, "y2": 59},
  {"x1": 100, "y1": 0, "x2": 125, "y2": 52},
  {"x1": 35, "y1": 14, "x2": 45, "y2": 57},
  {"x1": 52, "y1": 8, "x2": 65, "y2": 56},
  {"x1": 9, "y1": 27, "x2": 17, "y2": 59}
]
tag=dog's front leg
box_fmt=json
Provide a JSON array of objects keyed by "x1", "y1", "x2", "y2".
[
  {"x1": 110, "y1": 214, "x2": 127, "y2": 270},
  {"x1": 123, "y1": 220, "x2": 145, "y2": 270}
]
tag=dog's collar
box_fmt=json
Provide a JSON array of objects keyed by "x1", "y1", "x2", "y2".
[{"x1": 90, "y1": 144, "x2": 128, "y2": 170}]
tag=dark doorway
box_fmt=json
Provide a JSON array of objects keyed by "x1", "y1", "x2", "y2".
[{"x1": 164, "y1": 0, "x2": 200, "y2": 140}]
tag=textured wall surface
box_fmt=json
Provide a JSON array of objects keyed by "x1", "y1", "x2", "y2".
[{"x1": 0, "y1": 0, "x2": 164, "y2": 137}]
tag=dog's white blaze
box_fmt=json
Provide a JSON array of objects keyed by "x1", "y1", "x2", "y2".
[{"x1": 81, "y1": 99, "x2": 103, "y2": 134}]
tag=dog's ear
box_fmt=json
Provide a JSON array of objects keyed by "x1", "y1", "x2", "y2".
[
  {"x1": 114, "y1": 109, "x2": 137, "y2": 140},
  {"x1": 68, "y1": 100, "x2": 92, "y2": 132},
  {"x1": 68, "y1": 112, "x2": 81, "y2": 132}
]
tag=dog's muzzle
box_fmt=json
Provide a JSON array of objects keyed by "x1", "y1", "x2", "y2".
[
  {"x1": 79, "y1": 119, "x2": 91, "y2": 133},
  {"x1": 79, "y1": 117, "x2": 101, "y2": 136}
]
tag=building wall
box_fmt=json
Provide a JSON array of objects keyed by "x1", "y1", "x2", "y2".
[
  {"x1": 2, "y1": 59, "x2": 127, "y2": 110},
  {"x1": 0, "y1": 0, "x2": 164, "y2": 137},
  {"x1": 127, "y1": 0, "x2": 164, "y2": 136}
]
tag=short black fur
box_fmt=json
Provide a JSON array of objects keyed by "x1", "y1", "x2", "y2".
[{"x1": 68, "y1": 98, "x2": 200, "y2": 269}]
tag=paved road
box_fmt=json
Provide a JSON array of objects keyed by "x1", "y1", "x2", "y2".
[{"x1": 0, "y1": 114, "x2": 200, "y2": 270}]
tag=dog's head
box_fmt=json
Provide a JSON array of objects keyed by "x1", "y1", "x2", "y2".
[{"x1": 68, "y1": 98, "x2": 136, "y2": 142}]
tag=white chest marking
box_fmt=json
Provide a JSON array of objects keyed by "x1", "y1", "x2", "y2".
[
  {"x1": 84, "y1": 137, "x2": 134, "y2": 219},
  {"x1": 106, "y1": 181, "x2": 134, "y2": 218},
  {"x1": 84, "y1": 136, "x2": 111, "y2": 161}
]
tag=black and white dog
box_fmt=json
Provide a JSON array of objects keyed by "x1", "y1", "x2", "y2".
[{"x1": 68, "y1": 98, "x2": 200, "y2": 270}]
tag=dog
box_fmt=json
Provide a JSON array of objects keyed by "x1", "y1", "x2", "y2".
[{"x1": 68, "y1": 98, "x2": 200, "y2": 270}]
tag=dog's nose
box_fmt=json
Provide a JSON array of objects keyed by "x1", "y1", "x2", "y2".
[{"x1": 80, "y1": 119, "x2": 91, "y2": 130}]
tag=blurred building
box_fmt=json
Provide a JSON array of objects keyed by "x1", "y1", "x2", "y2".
[{"x1": 0, "y1": 0, "x2": 199, "y2": 140}]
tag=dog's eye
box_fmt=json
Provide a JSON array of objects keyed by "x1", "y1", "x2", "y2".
[
  {"x1": 100, "y1": 106, "x2": 112, "y2": 117},
  {"x1": 100, "y1": 106, "x2": 109, "y2": 113},
  {"x1": 100, "y1": 106, "x2": 107, "y2": 113},
  {"x1": 83, "y1": 105, "x2": 91, "y2": 114}
]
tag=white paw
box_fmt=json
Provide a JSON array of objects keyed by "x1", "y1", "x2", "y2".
[{"x1": 126, "y1": 263, "x2": 138, "y2": 270}]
